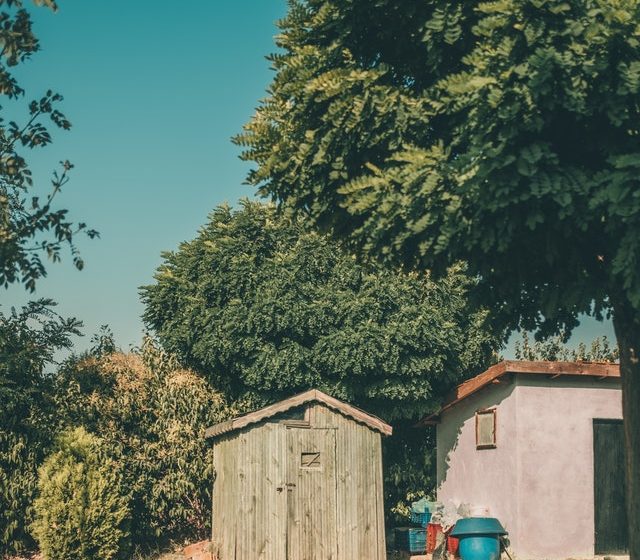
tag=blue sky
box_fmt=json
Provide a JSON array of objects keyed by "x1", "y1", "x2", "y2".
[{"x1": 2, "y1": 0, "x2": 615, "y2": 357}]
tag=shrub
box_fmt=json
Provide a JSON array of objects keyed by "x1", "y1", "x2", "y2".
[
  {"x1": 31, "y1": 427, "x2": 130, "y2": 560},
  {"x1": 54, "y1": 338, "x2": 234, "y2": 550},
  {"x1": 0, "y1": 300, "x2": 81, "y2": 554}
]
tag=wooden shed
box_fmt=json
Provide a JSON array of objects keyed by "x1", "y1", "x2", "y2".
[{"x1": 205, "y1": 389, "x2": 392, "y2": 560}]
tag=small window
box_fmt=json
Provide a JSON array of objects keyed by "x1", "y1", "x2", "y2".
[
  {"x1": 476, "y1": 409, "x2": 496, "y2": 449},
  {"x1": 301, "y1": 452, "x2": 321, "y2": 468}
]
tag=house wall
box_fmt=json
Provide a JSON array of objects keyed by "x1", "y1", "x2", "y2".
[
  {"x1": 514, "y1": 376, "x2": 622, "y2": 559},
  {"x1": 436, "y1": 375, "x2": 622, "y2": 559},
  {"x1": 436, "y1": 377, "x2": 521, "y2": 545},
  {"x1": 211, "y1": 403, "x2": 386, "y2": 560}
]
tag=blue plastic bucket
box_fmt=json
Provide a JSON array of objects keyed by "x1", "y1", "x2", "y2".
[
  {"x1": 451, "y1": 518, "x2": 507, "y2": 560},
  {"x1": 458, "y1": 534, "x2": 501, "y2": 560}
]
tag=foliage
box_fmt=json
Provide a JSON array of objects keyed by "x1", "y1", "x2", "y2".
[
  {"x1": 0, "y1": 299, "x2": 81, "y2": 554},
  {"x1": 514, "y1": 332, "x2": 619, "y2": 362},
  {"x1": 141, "y1": 200, "x2": 500, "y2": 510},
  {"x1": 237, "y1": 0, "x2": 640, "y2": 336},
  {"x1": 31, "y1": 427, "x2": 130, "y2": 560},
  {"x1": 238, "y1": 4, "x2": 640, "y2": 549},
  {"x1": 385, "y1": 422, "x2": 437, "y2": 523},
  {"x1": 0, "y1": 0, "x2": 97, "y2": 292},
  {"x1": 54, "y1": 337, "x2": 233, "y2": 551},
  {"x1": 142, "y1": 200, "x2": 498, "y2": 418}
]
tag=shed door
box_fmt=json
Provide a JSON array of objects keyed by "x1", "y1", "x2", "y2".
[
  {"x1": 594, "y1": 419, "x2": 628, "y2": 554},
  {"x1": 286, "y1": 427, "x2": 338, "y2": 560}
]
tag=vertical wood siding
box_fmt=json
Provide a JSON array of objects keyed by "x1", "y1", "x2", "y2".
[
  {"x1": 594, "y1": 419, "x2": 628, "y2": 554},
  {"x1": 212, "y1": 422, "x2": 288, "y2": 559},
  {"x1": 211, "y1": 403, "x2": 386, "y2": 560}
]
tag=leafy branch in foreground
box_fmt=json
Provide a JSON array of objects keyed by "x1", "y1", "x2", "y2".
[
  {"x1": 0, "y1": 1, "x2": 97, "y2": 292},
  {"x1": 239, "y1": 2, "x2": 640, "y2": 551}
]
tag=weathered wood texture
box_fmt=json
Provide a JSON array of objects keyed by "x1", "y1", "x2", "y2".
[
  {"x1": 206, "y1": 389, "x2": 392, "y2": 438},
  {"x1": 286, "y1": 426, "x2": 338, "y2": 559},
  {"x1": 211, "y1": 402, "x2": 387, "y2": 560},
  {"x1": 212, "y1": 422, "x2": 288, "y2": 559},
  {"x1": 594, "y1": 419, "x2": 628, "y2": 554}
]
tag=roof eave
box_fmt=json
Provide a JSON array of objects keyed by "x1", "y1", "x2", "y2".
[
  {"x1": 417, "y1": 360, "x2": 620, "y2": 427},
  {"x1": 205, "y1": 389, "x2": 393, "y2": 440}
]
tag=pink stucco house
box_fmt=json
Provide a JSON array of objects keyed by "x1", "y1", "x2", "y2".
[{"x1": 425, "y1": 360, "x2": 626, "y2": 559}]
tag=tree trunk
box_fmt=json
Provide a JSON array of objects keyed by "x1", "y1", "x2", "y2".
[{"x1": 612, "y1": 296, "x2": 640, "y2": 560}]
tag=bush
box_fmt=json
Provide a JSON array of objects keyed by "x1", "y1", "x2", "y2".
[
  {"x1": 0, "y1": 300, "x2": 82, "y2": 554},
  {"x1": 54, "y1": 338, "x2": 234, "y2": 550},
  {"x1": 31, "y1": 427, "x2": 130, "y2": 560}
]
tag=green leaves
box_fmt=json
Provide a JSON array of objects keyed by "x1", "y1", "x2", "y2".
[
  {"x1": 142, "y1": 201, "x2": 498, "y2": 420},
  {"x1": 142, "y1": 201, "x2": 500, "y2": 517},
  {"x1": 0, "y1": 3, "x2": 97, "y2": 293},
  {"x1": 53, "y1": 339, "x2": 233, "y2": 550},
  {"x1": 239, "y1": 0, "x2": 640, "y2": 335},
  {"x1": 0, "y1": 299, "x2": 81, "y2": 554},
  {"x1": 31, "y1": 427, "x2": 130, "y2": 560}
]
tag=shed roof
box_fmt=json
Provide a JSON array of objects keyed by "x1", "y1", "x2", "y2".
[
  {"x1": 419, "y1": 360, "x2": 620, "y2": 425},
  {"x1": 205, "y1": 389, "x2": 393, "y2": 439}
]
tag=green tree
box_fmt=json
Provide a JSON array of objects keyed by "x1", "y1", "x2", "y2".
[
  {"x1": 141, "y1": 200, "x2": 500, "y2": 511},
  {"x1": 0, "y1": 0, "x2": 97, "y2": 292},
  {"x1": 0, "y1": 299, "x2": 81, "y2": 554},
  {"x1": 514, "y1": 332, "x2": 619, "y2": 362},
  {"x1": 238, "y1": 1, "x2": 640, "y2": 550},
  {"x1": 54, "y1": 337, "x2": 233, "y2": 551},
  {"x1": 31, "y1": 427, "x2": 130, "y2": 560}
]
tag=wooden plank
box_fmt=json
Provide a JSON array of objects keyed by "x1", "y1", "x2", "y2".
[
  {"x1": 594, "y1": 419, "x2": 628, "y2": 554},
  {"x1": 335, "y1": 413, "x2": 349, "y2": 560},
  {"x1": 359, "y1": 426, "x2": 379, "y2": 558},
  {"x1": 286, "y1": 426, "x2": 338, "y2": 559},
  {"x1": 261, "y1": 422, "x2": 287, "y2": 559},
  {"x1": 506, "y1": 360, "x2": 619, "y2": 377},
  {"x1": 374, "y1": 431, "x2": 387, "y2": 558},
  {"x1": 212, "y1": 435, "x2": 239, "y2": 560}
]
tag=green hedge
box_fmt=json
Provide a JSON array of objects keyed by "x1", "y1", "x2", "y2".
[{"x1": 31, "y1": 427, "x2": 130, "y2": 560}]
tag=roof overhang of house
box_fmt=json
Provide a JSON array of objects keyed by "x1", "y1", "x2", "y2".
[
  {"x1": 418, "y1": 360, "x2": 620, "y2": 426},
  {"x1": 205, "y1": 389, "x2": 393, "y2": 440}
]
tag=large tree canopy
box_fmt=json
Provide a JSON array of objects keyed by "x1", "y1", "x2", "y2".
[
  {"x1": 142, "y1": 201, "x2": 498, "y2": 421},
  {"x1": 237, "y1": 1, "x2": 640, "y2": 551},
  {"x1": 142, "y1": 201, "x2": 500, "y2": 511},
  {"x1": 237, "y1": 0, "x2": 639, "y2": 336}
]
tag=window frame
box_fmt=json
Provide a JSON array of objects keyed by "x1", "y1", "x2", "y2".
[{"x1": 475, "y1": 408, "x2": 497, "y2": 450}]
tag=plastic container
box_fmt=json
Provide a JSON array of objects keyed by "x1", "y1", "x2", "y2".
[
  {"x1": 457, "y1": 535, "x2": 500, "y2": 560},
  {"x1": 426, "y1": 523, "x2": 442, "y2": 553},
  {"x1": 410, "y1": 510, "x2": 432, "y2": 527},
  {"x1": 447, "y1": 535, "x2": 460, "y2": 555},
  {"x1": 450, "y1": 518, "x2": 507, "y2": 560},
  {"x1": 394, "y1": 527, "x2": 427, "y2": 553}
]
